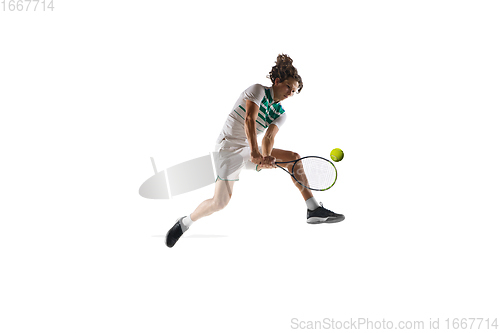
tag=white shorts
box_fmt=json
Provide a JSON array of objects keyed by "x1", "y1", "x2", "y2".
[{"x1": 213, "y1": 138, "x2": 260, "y2": 181}]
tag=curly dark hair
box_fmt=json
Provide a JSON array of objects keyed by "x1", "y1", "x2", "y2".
[{"x1": 267, "y1": 54, "x2": 303, "y2": 93}]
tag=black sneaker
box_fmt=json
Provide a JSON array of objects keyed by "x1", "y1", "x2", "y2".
[
  {"x1": 307, "y1": 203, "x2": 345, "y2": 224},
  {"x1": 166, "y1": 217, "x2": 188, "y2": 248}
]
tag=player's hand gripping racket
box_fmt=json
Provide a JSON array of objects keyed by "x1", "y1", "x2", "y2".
[{"x1": 274, "y1": 156, "x2": 337, "y2": 191}]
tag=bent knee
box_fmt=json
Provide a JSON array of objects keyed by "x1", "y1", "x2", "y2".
[{"x1": 291, "y1": 152, "x2": 301, "y2": 160}]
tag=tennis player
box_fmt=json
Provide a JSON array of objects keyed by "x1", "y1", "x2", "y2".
[{"x1": 166, "y1": 54, "x2": 344, "y2": 247}]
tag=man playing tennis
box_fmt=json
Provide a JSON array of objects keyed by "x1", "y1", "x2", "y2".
[{"x1": 166, "y1": 54, "x2": 344, "y2": 247}]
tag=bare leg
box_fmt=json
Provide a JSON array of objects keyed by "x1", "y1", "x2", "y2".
[
  {"x1": 270, "y1": 148, "x2": 313, "y2": 201},
  {"x1": 190, "y1": 179, "x2": 236, "y2": 221}
]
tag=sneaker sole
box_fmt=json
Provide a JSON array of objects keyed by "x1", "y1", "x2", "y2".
[{"x1": 307, "y1": 216, "x2": 345, "y2": 224}]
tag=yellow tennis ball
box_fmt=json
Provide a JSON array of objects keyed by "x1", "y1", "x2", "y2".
[{"x1": 330, "y1": 148, "x2": 344, "y2": 162}]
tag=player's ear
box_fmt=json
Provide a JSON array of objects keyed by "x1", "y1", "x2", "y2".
[{"x1": 274, "y1": 78, "x2": 281, "y2": 85}]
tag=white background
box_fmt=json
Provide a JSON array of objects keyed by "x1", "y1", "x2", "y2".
[{"x1": 1, "y1": 1, "x2": 499, "y2": 332}]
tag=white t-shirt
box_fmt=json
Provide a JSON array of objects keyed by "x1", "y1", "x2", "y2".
[{"x1": 216, "y1": 84, "x2": 287, "y2": 145}]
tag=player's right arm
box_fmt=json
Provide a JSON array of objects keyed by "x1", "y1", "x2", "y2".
[{"x1": 244, "y1": 100, "x2": 266, "y2": 166}]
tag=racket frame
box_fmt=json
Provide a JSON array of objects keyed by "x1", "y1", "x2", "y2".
[{"x1": 274, "y1": 156, "x2": 337, "y2": 191}]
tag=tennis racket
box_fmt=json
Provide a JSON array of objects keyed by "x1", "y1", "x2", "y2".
[{"x1": 274, "y1": 156, "x2": 337, "y2": 191}]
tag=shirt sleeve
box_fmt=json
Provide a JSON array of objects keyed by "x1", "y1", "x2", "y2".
[
  {"x1": 270, "y1": 112, "x2": 287, "y2": 129},
  {"x1": 242, "y1": 84, "x2": 265, "y2": 107}
]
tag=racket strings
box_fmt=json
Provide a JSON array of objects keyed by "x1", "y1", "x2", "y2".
[{"x1": 293, "y1": 158, "x2": 337, "y2": 190}]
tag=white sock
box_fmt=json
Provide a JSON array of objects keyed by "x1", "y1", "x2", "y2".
[
  {"x1": 305, "y1": 197, "x2": 320, "y2": 211},
  {"x1": 181, "y1": 215, "x2": 193, "y2": 229}
]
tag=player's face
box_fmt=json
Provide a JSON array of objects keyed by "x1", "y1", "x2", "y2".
[{"x1": 273, "y1": 78, "x2": 299, "y2": 102}]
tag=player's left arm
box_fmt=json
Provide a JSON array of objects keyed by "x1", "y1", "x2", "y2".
[
  {"x1": 262, "y1": 124, "x2": 279, "y2": 157},
  {"x1": 262, "y1": 111, "x2": 287, "y2": 166}
]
